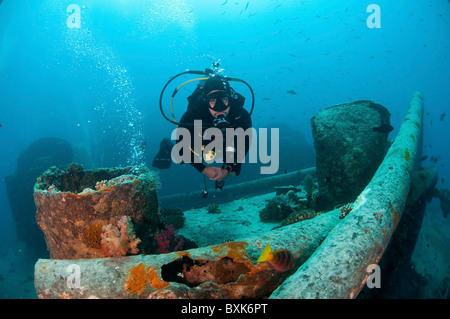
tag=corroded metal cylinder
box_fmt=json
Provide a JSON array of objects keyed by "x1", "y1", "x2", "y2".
[
  {"x1": 34, "y1": 163, "x2": 160, "y2": 259},
  {"x1": 311, "y1": 100, "x2": 392, "y2": 210}
]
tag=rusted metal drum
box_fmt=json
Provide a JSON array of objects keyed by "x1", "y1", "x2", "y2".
[{"x1": 34, "y1": 164, "x2": 160, "y2": 259}]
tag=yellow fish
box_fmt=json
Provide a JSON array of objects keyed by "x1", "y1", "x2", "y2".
[{"x1": 257, "y1": 244, "x2": 295, "y2": 272}]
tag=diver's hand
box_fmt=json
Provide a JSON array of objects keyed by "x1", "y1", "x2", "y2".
[
  {"x1": 202, "y1": 167, "x2": 229, "y2": 181},
  {"x1": 202, "y1": 167, "x2": 220, "y2": 180},
  {"x1": 211, "y1": 168, "x2": 229, "y2": 181}
]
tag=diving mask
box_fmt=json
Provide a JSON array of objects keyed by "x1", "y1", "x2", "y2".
[{"x1": 207, "y1": 90, "x2": 230, "y2": 112}]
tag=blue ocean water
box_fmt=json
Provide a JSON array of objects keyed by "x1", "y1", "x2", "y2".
[{"x1": 0, "y1": 0, "x2": 449, "y2": 298}]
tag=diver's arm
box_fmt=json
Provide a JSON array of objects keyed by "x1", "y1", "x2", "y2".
[
  {"x1": 192, "y1": 162, "x2": 207, "y2": 173},
  {"x1": 177, "y1": 110, "x2": 211, "y2": 174}
]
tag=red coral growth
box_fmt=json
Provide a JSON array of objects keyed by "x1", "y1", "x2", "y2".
[
  {"x1": 154, "y1": 224, "x2": 184, "y2": 254},
  {"x1": 101, "y1": 216, "x2": 141, "y2": 257}
]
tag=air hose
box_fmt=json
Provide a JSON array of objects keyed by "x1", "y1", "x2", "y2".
[{"x1": 159, "y1": 68, "x2": 255, "y2": 126}]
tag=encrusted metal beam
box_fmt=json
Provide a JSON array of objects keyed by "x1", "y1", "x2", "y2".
[
  {"x1": 270, "y1": 92, "x2": 426, "y2": 299},
  {"x1": 159, "y1": 167, "x2": 316, "y2": 210}
]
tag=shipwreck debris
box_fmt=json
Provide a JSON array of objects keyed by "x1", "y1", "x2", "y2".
[
  {"x1": 311, "y1": 100, "x2": 392, "y2": 211},
  {"x1": 34, "y1": 163, "x2": 160, "y2": 259},
  {"x1": 33, "y1": 92, "x2": 435, "y2": 299}
]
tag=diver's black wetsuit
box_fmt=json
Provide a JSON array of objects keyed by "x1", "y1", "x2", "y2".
[{"x1": 177, "y1": 91, "x2": 252, "y2": 176}]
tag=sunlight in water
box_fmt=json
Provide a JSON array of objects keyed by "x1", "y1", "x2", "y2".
[{"x1": 40, "y1": 0, "x2": 200, "y2": 166}]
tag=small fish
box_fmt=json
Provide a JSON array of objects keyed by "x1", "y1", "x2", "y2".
[
  {"x1": 440, "y1": 113, "x2": 446, "y2": 121},
  {"x1": 287, "y1": 90, "x2": 296, "y2": 95},
  {"x1": 262, "y1": 97, "x2": 271, "y2": 101},
  {"x1": 244, "y1": 1, "x2": 249, "y2": 11},
  {"x1": 141, "y1": 141, "x2": 147, "y2": 150},
  {"x1": 372, "y1": 123, "x2": 393, "y2": 133},
  {"x1": 0, "y1": 123, "x2": 2, "y2": 129},
  {"x1": 257, "y1": 244, "x2": 295, "y2": 272},
  {"x1": 419, "y1": 155, "x2": 428, "y2": 162}
]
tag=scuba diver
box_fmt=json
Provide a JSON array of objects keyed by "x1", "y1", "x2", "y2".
[{"x1": 153, "y1": 64, "x2": 254, "y2": 192}]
